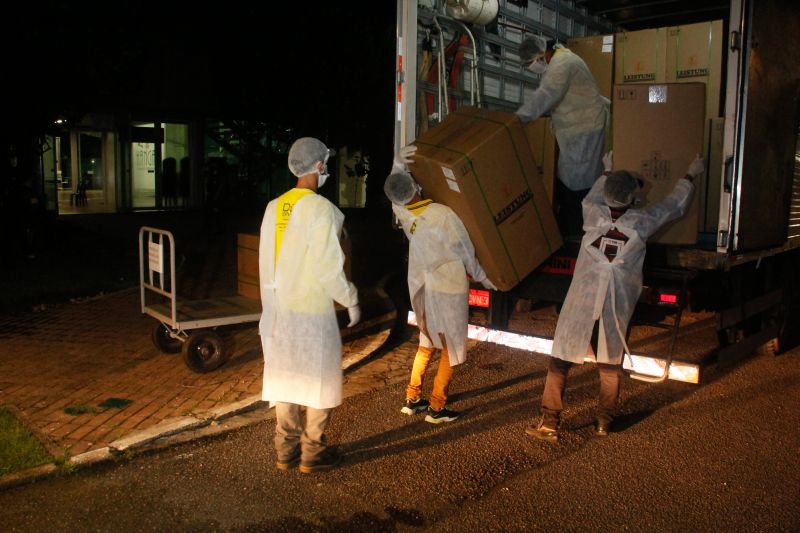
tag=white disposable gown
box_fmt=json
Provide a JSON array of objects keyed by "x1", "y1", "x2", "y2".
[
  {"x1": 393, "y1": 202, "x2": 488, "y2": 366},
  {"x1": 551, "y1": 175, "x2": 694, "y2": 364},
  {"x1": 258, "y1": 194, "x2": 358, "y2": 409},
  {"x1": 516, "y1": 47, "x2": 610, "y2": 191}
]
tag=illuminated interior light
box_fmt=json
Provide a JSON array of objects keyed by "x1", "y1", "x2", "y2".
[{"x1": 407, "y1": 311, "x2": 699, "y2": 384}]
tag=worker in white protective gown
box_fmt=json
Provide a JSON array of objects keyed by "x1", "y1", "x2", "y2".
[
  {"x1": 386, "y1": 145, "x2": 497, "y2": 424},
  {"x1": 515, "y1": 35, "x2": 610, "y2": 239},
  {"x1": 527, "y1": 152, "x2": 704, "y2": 443},
  {"x1": 258, "y1": 137, "x2": 360, "y2": 474}
]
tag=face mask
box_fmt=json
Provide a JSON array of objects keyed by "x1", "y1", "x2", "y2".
[
  {"x1": 317, "y1": 169, "x2": 329, "y2": 189},
  {"x1": 317, "y1": 157, "x2": 330, "y2": 188},
  {"x1": 528, "y1": 57, "x2": 547, "y2": 75}
]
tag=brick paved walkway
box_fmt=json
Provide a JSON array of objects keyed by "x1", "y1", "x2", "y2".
[{"x1": 0, "y1": 288, "x2": 398, "y2": 458}]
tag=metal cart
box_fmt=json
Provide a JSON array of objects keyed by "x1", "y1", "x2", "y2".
[{"x1": 139, "y1": 226, "x2": 261, "y2": 373}]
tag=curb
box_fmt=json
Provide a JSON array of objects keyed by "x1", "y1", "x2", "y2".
[{"x1": 0, "y1": 322, "x2": 395, "y2": 492}]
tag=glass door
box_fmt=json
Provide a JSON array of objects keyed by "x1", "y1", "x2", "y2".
[{"x1": 131, "y1": 122, "x2": 189, "y2": 209}]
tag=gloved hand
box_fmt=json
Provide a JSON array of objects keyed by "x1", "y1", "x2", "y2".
[
  {"x1": 481, "y1": 278, "x2": 498, "y2": 291},
  {"x1": 602, "y1": 150, "x2": 613, "y2": 172},
  {"x1": 687, "y1": 154, "x2": 705, "y2": 177},
  {"x1": 394, "y1": 145, "x2": 418, "y2": 169},
  {"x1": 346, "y1": 305, "x2": 361, "y2": 328}
]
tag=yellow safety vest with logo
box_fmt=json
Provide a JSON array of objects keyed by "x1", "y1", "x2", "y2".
[{"x1": 274, "y1": 188, "x2": 315, "y2": 262}]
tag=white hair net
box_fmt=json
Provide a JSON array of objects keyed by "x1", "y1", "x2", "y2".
[
  {"x1": 519, "y1": 35, "x2": 548, "y2": 62},
  {"x1": 288, "y1": 137, "x2": 335, "y2": 177},
  {"x1": 384, "y1": 171, "x2": 418, "y2": 205},
  {"x1": 603, "y1": 170, "x2": 642, "y2": 207}
]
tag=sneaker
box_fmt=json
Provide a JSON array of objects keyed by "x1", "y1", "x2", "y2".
[
  {"x1": 425, "y1": 406, "x2": 460, "y2": 424},
  {"x1": 525, "y1": 421, "x2": 558, "y2": 443},
  {"x1": 275, "y1": 451, "x2": 300, "y2": 471},
  {"x1": 299, "y1": 447, "x2": 340, "y2": 474},
  {"x1": 400, "y1": 397, "x2": 430, "y2": 415}
]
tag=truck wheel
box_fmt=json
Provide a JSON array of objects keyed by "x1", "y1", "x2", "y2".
[
  {"x1": 152, "y1": 323, "x2": 182, "y2": 354},
  {"x1": 183, "y1": 330, "x2": 225, "y2": 373}
]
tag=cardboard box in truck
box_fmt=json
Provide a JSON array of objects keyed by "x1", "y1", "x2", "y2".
[
  {"x1": 409, "y1": 107, "x2": 562, "y2": 291},
  {"x1": 666, "y1": 20, "x2": 724, "y2": 121},
  {"x1": 614, "y1": 28, "x2": 667, "y2": 84},
  {"x1": 567, "y1": 34, "x2": 614, "y2": 100},
  {"x1": 612, "y1": 83, "x2": 705, "y2": 244},
  {"x1": 523, "y1": 118, "x2": 557, "y2": 205}
]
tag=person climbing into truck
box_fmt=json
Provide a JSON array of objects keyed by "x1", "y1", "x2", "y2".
[
  {"x1": 515, "y1": 35, "x2": 610, "y2": 240},
  {"x1": 528, "y1": 151, "x2": 705, "y2": 442}
]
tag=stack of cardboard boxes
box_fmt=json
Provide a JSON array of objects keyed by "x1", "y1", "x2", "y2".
[{"x1": 565, "y1": 20, "x2": 725, "y2": 243}]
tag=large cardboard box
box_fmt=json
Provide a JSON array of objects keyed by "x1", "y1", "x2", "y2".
[
  {"x1": 612, "y1": 83, "x2": 705, "y2": 244},
  {"x1": 567, "y1": 34, "x2": 614, "y2": 100},
  {"x1": 666, "y1": 20, "x2": 724, "y2": 120},
  {"x1": 523, "y1": 118, "x2": 557, "y2": 205},
  {"x1": 614, "y1": 28, "x2": 667, "y2": 84},
  {"x1": 237, "y1": 230, "x2": 353, "y2": 300},
  {"x1": 409, "y1": 107, "x2": 562, "y2": 291},
  {"x1": 237, "y1": 233, "x2": 260, "y2": 299}
]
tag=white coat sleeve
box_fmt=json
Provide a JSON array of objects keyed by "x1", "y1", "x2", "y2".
[
  {"x1": 446, "y1": 210, "x2": 487, "y2": 283},
  {"x1": 515, "y1": 60, "x2": 571, "y2": 123},
  {"x1": 640, "y1": 179, "x2": 695, "y2": 239},
  {"x1": 309, "y1": 203, "x2": 359, "y2": 308},
  {"x1": 582, "y1": 174, "x2": 608, "y2": 213}
]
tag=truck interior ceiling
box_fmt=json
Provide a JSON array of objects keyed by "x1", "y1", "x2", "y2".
[{"x1": 577, "y1": 0, "x2": 730, "y2": 30}]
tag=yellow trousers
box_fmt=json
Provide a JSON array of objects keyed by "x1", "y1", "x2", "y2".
[{"x1": 405, "y1": 343, "x2": 452, "y2": 411}]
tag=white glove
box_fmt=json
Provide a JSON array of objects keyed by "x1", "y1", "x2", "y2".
[
  {"x1": 687, "y1": 154, "x2": 705, "y2": 177},
  {"x1": 602, "y1": 150, "x2": 613, "y2": 172},
  {"x1": 346, "y1": 305, "x2": 361, "y2": 328},
  {"x1": 481, "y1": 278, "x2": 498, "y2": 291},
  {"x1": 394, "y1": 145, "x2": 418, "y2": 169}
]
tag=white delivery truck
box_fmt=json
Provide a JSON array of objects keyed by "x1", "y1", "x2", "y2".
[{"x1": 393, "y1": 0, "x2": 800, "y2": 382}]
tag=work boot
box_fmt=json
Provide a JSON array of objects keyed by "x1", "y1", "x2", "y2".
[
  {"x1": 275, "y1": 450, "x2": 301, "y2": 471},
  {"x1": 299, "y1": 447, "x2": 340, "y2": 474},
  {"x1": 593, "y1": 418, "x2": 611, "y2": 437},
  {"x1": 525, "y1": 420, "x2": 559, "y2": 443}
]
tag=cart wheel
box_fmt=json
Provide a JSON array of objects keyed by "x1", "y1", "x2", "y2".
[
  {"x1": 182, "y1": 330, "x2": 225, "y2": 373},
  {"x1": 152, "y1": 323, "x2": 182, "y2": 354}
]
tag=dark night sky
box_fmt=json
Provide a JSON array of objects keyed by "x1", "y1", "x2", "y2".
[{"x1": 8, "y1": 1, "x2": 397, "y2": 154}]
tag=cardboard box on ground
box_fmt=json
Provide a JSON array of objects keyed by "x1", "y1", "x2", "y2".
[
  {"x1": 236, "y1": 232, "x2": 353, "y2": 300},
  {"x1": 612, "y1": 83, "x2": 705, "y2": 244},
  {"x1": 409, "y1": 107, "x2": 562, "y2": 292}
]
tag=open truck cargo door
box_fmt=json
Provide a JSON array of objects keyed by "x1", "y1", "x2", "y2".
[{"x1": 723, "y1": 0, "x2": 800, "y2": 252}]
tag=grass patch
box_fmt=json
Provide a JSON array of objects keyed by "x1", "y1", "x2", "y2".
[
  {"x1": 64, "y1": 404, "x2": 97, "y2": 416},
  {"x1": 0, "y1": 406, "x2": 54, "y2": 476},
  {"x1": 98, "y1": 397, "x2": 133, "y2": 410}
]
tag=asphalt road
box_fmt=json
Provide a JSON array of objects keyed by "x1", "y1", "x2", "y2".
[{"x1": 1, "y1": 331, "x2": 799, "y2": 532}]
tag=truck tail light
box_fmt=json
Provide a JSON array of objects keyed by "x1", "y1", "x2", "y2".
[
  {"x1": 659, "y1": 292, "x2": 679, "y2": 305},
  {"x1": 469, "y1": 289, "x2": 490, "y2": 308}
]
